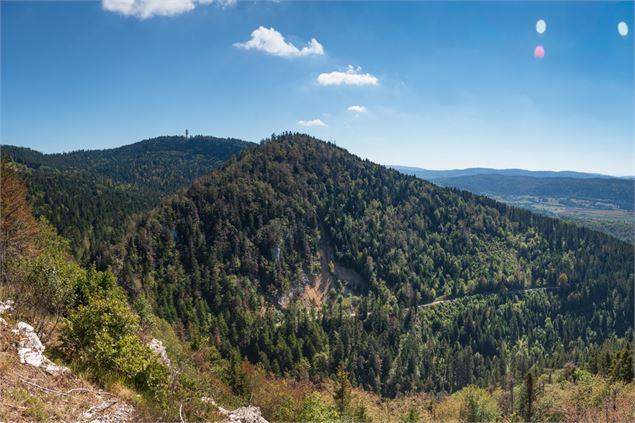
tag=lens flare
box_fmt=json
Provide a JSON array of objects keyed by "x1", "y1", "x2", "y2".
[
  {"x1": 536, "y1": 19, "x2": 547, "y2": 34},
  {"x1": 534, "y1": 45, "x2": 545, "y2": 59},
  {"x1": 618, "y1": 21, "x2": 629, "y2": 37}
]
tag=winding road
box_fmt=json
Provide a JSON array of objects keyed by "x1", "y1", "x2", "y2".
[{"x1": 418, "y1": 286, "x2": 558, "y2": 308}]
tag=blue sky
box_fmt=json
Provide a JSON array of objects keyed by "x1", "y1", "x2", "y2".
[{"x1": 1, "y1": 1, "x2": 633, "y2": 175}]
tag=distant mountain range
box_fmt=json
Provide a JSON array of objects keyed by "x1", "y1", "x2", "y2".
[
  {"x1": 390, "y1": 165, "x2": 633, "y2": 180},
  {"x1": 392, "y1": 166, "x2": 635, "y2": 243}
]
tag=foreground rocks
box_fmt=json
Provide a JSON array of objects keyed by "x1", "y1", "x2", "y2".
[
  {"x1": 221, "y1": 405, "x2": 269, "y2": 423},
  {"x1": 0, "y1": 298, "x2": 137, "y2": 422},
  {"x1": 12, "y1": 321, "x2": 69, "y2": 375},
  {"x1": 201, "y1": 397, "x2": 269, "y2": 423}
]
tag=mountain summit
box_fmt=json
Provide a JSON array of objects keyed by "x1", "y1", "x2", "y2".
[{"x1": 115, "y1": 133, "x2": 632, "y2": 396}]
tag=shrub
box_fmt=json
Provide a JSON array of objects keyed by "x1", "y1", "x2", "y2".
[
  {"x1": 296, "y1": 392, "x2": 338, "y2": 422},
  {"x1": 61, "y1": 295, "x2": 169, "y2": 401},
  {"x1": 434, "y1": 385, "x2": 501, "y2": 422}
]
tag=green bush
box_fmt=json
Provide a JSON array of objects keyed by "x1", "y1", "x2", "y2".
[
  {"x1": 61, "y1": 295, "x2": 169, "y2": 401},
  {"x1": 435, "y1": 385, "x2": 501, "y2": 422},
  {"x1": 296, "y1": 392, "x2": 338, "y2": 422}
]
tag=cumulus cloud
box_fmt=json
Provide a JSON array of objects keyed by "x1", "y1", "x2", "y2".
[
  {"x1": 102, "y1": 0, "x2": 233, "y2": 19},
  {"x1": 298, "y1": 119, "x2": 327, "y2": 127},
  {"x1": 234, "y1": 27, "x2": 324, "y2": 57},
  {"x1": 347, "y1": 105, "x2": 367, "y2": 113},
  {"x1": 317, "y1": 65, "x2": 378, "y2": 86}
]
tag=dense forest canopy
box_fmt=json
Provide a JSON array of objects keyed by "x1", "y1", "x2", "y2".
[
  {"x1": 1, "y1": 136, "x2": 252, "y2": 264},
  {"x1": 114, "y1": 133, "x2": 633, "y2": 397}
]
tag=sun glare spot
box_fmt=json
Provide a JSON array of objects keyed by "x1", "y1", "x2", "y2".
[{"x1": 536, "y1": 19, "x2": 547, "y2": 34}]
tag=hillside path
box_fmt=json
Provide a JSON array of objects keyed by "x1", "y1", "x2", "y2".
[{"x1": 418, "y1": 286, "x2": 557, "y2": 309}]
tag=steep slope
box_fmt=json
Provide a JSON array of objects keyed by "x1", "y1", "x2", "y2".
[
  {"x1": 0, "y1": 303, "x2": 137, "y2": 422},
  {"x1": 115, "y1": 133, "x2": 633, "y2": 396},
  {"x1": 2, "y1": 136, "x2": 252, "y2": 264}
]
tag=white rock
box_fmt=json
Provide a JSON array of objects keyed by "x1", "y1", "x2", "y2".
[
  {"x1": 12, "y1": 321, "x2": 68, "y2": 375},
  {"x1": 146, "y1": 338, "x2": 172, "y2": 369},
  {"x1": 223, "y1": 406, "x2": 268, "y2": 423},
  {"x1": 0, "y1": 300, "x2": 14, "y2": 315},
  {"x1": 203, "y1": 397, "x2": 268, "y2": 423},
  {"x1": 201, "y1": 396, "x2": 218, "y2": 405}
]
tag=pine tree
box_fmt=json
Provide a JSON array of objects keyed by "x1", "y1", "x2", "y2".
[
  {"x1": 227, "y1": 349, "x2": 248, "y2": 398},
  {"x1": 333, "y1": 364, "x2": 352, "y2": 417},
  {"x1": 611, "y1": 344, "x2": 634, "y2": 383},
  {"x1": 522, "y1": 371, "x2": 534, "y2": 422}
]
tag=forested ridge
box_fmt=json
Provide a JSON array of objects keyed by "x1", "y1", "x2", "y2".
[
  {"x1": 2, "y1": 136, "x2": 252, "y2": 265},
  {"x1": 114, "y1": 133, "x2": 633, "y2": 397}
]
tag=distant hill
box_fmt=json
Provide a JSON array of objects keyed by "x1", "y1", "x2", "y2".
[
  {"x1": 392, "y1": 166, "x2": 635, "y2": 242},
  {"x1": 1, "y1": 136, "x2": 253, "y2": 264},
  {"x1": 4, "y1": 135, "x2": 253, "y2": 193},
  {"x1": 390, "y1": 165, "x2": 625, "y2": 180},
  {"x1": 435, "y1": 174, "x2": 634, "y2": 211}
]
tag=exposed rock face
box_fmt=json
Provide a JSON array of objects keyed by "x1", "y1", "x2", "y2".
[
  {"x1": 222, "y1": 405, "x2": 269, "y2": 423},
  {"x1": 11, "y1": 321, "x2": 69, "y2": 375},
  {"x1": 201, "y1": 397, "x2": 269, "y2": 423},
  {"x1": 147, "y1": 338, "x2": 172, "y2": 369}
]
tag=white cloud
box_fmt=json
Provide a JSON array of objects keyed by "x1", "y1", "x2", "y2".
[
  {"x1": 102, "y1": 0, "x2": 232, "y2": 19},
  {"x1": 298, "y1": 119, "x2": 327, "y2": 127},
  {"x1": 347, "y1": 105, "x2": 367, "y2": 113},
  {"x1": 234, "y1": 27, "x2": 324, "y2": 57},
  {"x1": 317, "y1": 65, "x2": 378, "y2": 86}
]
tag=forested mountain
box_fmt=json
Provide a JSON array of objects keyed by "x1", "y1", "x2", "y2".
[
  {"x1": 1, "y1": 136, "x2": 252, "y2": 264},
  {"x1": 114, "y1": 133, "x2": 633, "y2": 398}
]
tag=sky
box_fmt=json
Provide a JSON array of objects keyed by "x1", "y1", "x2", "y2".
[{"x1": 1, "y1": 1, "x2": 633, "y2": 175}]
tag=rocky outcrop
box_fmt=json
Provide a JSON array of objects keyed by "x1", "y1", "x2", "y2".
[
  {"x1": 0, "y1": 300, "x2": 12, "y2": 329},
  {"x1": 0, "y1": 298, "x2": 137, "y2": 422},
  {"x1": 222, "y1": 405, "x2": 269, "y2": 423},
  {"x1": 147, "y1": 338, "x2": 172, "y2": 369},
  {"x1": 201, "y1": 397, "x2": 269, "y2": 423},
  {"x1": 11, "y1": 321, "x2": 69, "y2": 375}
]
